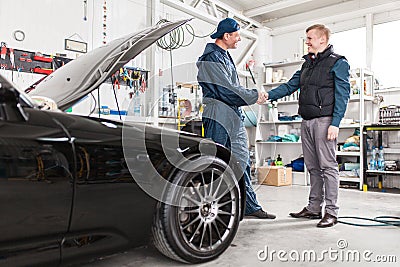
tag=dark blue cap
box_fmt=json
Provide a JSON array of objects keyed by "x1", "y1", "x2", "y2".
[{"x1": 211, "y1": 18, "x2": 240, "y2": 39}]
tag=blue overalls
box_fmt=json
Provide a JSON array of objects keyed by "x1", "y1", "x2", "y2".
[{"x1": 197, "y1": 43, "x2": 262, "y2": 214}]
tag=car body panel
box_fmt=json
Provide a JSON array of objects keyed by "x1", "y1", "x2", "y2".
[
  {"x1": 45, "y1": 111, "x2": 158, "y2": 263},
  {"x1": 0, "y1": 107, "x2": 74, "y2": 266}
]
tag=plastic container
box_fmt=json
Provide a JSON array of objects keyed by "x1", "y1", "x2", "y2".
[
  {"x1": 110, "y1": 110, "x2": 127, "y2": 115},
  {"x1": 100, "y1": 105, "x2": 110, "y2": 115},
  {"x1": 275, "y1": 154, "x2": 283, "y2": 166},
  {"x1": 369, "y1": 146, "x2": 377, "y2": 170},
  {"x1": 133, "y1": 92, "x2": 141, "y2": 116},
  {"x1": 377, "y1": 146, "x2": 385, "y2": 171}
]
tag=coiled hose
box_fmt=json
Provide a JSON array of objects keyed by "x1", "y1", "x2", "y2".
[{"x1": 338, "y1": 216, "x2": 400, "y2": 227}]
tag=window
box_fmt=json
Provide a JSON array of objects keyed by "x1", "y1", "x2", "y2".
[
  {"x1": 330, "y1": 27, "x2": 367, "y2": 70},
  {"x1": 373, "y1": 20, "x2": 400, "y2": 88}
]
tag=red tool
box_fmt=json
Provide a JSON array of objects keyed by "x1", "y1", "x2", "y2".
[
  {"x1": 111, "y1": 74, "x2": 120, "y2": 89},
  {"x1": 139, "y1": 74, "x2": 146, "y2": 93},
  {"x1": 9, "y1": 48, "x2": 15, "y2": 68},
  {"x1": 32, "y1": 67, "x2": 53, "y2": 75},
  {"x1": 33, "y1": 55, "x2": 53, "y2": 62},
  {"x1": 0, "y1": 42, "x2": 7, "y2": 60}
]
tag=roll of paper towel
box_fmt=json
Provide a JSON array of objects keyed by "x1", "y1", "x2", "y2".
[{"x1": 265, "y1": 67, "x2": 273, "y2": 84}]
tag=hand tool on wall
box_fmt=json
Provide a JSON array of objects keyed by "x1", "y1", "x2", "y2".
[
  {"x1": 246, "y1": 62, "x2": 256, "y2": 84},
  {"x1": 0, "y1": 42, "x2": 7, "y2": 60},
  {"x1": 128, "y1": 69, "x2": 133, "y2": 88},
  {"x1": 111, "y1": 73, "x2": 120, "y2": 89},
  {"x1": 9, "y1": 48, "x2": 15, "y2": 68},
  {"x1": 139, "y1": 74, "x2": 146, "y2": 93}
]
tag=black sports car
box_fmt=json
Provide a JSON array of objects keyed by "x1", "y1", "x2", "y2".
[{"x1": 0, "y1": 19, "x2": 245, "y2": 266}]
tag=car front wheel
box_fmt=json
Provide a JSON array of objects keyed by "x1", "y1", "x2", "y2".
[{"x1": 152, "y1": 156, "x2": 241, "y2": 263}]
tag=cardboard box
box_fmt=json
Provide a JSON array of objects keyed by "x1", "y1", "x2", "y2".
[{"x1": 257, "y1": 166, "x2": 292, "y2": 186}]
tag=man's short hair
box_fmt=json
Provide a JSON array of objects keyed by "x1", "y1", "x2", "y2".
[{"x1": 306, "y1": 24, "x2": 331, "y2": 42}]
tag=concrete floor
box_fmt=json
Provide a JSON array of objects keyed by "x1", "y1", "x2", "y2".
[{"x1": 84, "y1": 185, "x2": 400, "y2": 267}]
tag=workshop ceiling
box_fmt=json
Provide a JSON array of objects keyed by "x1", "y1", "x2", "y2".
[{"x1": 216, "y1": 0, "x2": 400, "y2": 31}]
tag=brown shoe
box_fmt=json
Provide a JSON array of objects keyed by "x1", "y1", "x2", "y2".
[
  {"x1": 317, "y1": 213, "x2": 338, "y2": 228},
  {"x1": 289, "y1": 207, "x2": 322, "y2": 219}
]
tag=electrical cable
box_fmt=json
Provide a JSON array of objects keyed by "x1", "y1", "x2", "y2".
[
  {"x1": 185, "y1": 23, "x2": 215, "y2": 38},
  {"x1": 338, "y1": 216, "x2": 400, "y2": 227},
  {"x1": 112, "y1": 83, "x2": 122, "y2": 121},
  {"x1": 156, "y1": 19, "x2": 215, "y2": 51}
]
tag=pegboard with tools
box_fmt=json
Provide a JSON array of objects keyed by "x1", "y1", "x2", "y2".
[
  {"x1": 106, "y1": 66, "x2": 149, "y2": 96},
  {"x1": 0, "y1": 42, "x2": 72, "y2": 76}
]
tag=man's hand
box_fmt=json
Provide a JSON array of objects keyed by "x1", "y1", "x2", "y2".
[
  {"x1": 327, "y1": 125, "x2": 339, "y2": 141},
  {"x1": 257, "y1": 92, "x2": 269, "y2": 104}
]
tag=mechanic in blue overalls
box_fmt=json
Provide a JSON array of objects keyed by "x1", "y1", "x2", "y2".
[{"x1": 197, "y1": 18, "x2": 275, "y2": 219}]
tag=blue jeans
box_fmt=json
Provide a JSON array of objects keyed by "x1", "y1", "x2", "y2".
[
  {"x1": 243, "y1": 160, "x2": 262, "y2": 214},
  {"x1": 203, "y1": 116, "x2": 262, "y2": 215}
]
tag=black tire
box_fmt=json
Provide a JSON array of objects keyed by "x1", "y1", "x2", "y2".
[{"x1": 152, "y1": 156, "x2": 241, "y2": 263}]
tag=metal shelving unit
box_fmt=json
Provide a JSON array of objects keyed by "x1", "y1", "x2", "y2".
[
  {"x1": 256, "y1": 60, "x2": 307, "y2": 185},
  {"x1": 263, "y1": 60, "x2": 305, "y2": 68},
  {"x1": 259, "y1": 120, "x2": 302, "y2": 124},
  {"x1": 336, "y1": 68, "x2": 375, "y2": 190},
  {"x1": 366, "y1": 170, "x2": 400, "y2": 175},
  {"x1": 256, "y1": 141, "x2": 302, "y2": 144},
  {"x1": 363, "y1": 124, "x2": 400, "y2": 188},
  {"x1": 258, "y1": 64, "x2": 375, "y2": 189}
]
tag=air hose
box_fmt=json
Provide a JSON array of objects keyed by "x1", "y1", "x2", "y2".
[
  {"x1": 156, "y1": 19, "x2": 215, "y2": 51},
  {"x1": 338, "y1": 216, "x2": 400, "y2": 227}
]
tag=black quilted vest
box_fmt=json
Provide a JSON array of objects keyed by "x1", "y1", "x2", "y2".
[{"x1": 298, "y1": 45, "x2": 344, "y2": 120}]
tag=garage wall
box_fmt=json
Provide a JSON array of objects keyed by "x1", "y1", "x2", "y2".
[
  {"x1": 0, "y1": 0, "x2": 90, "y2": 57},
  {"x1": 270, "y1": 31, "x2": 304, "y2": 63},
  {"x1": 0, "y1": 0, "x2": 148, "y2": 84},
  {"x1": 0, "y1": 0, "x2": 149, "y2": 57}
]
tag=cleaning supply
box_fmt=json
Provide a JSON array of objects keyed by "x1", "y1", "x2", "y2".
[
  {"x1": 275, "y1": 154, "x2": 283, "y2": 166},
  {"x1": 363, "y1": 184, "x2": 368, "y2": 192}
]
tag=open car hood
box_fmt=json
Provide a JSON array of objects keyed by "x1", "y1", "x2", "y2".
[{"x1": 29, "y1": 19, "x2": 190, "y2": 111}]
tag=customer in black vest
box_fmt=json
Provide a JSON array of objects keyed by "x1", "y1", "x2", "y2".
[{"x1": 265, "y1": 24, "x2": 350, "y2": 227}]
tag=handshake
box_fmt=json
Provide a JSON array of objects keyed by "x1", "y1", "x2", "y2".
[{"x1": 256, "y1": 91, "x2": 269, "y2": 104}]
